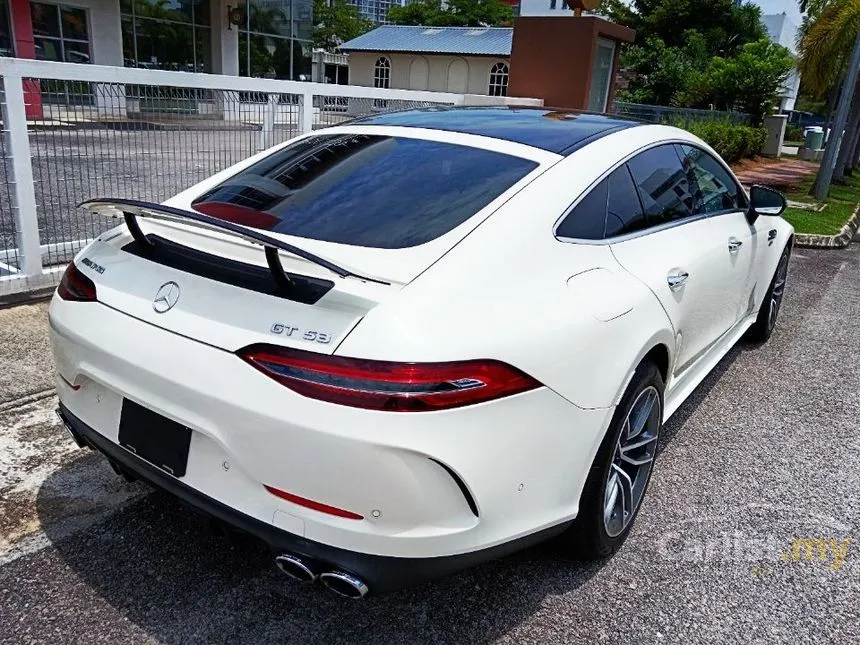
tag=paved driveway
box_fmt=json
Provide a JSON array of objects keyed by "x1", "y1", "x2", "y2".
[{"x1": 1, "y1": 245, "x2": 859, "y2": 644}]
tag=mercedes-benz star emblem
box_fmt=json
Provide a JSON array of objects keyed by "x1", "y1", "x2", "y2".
[{"x1": 152, "y1": 281, "x2": 180, "y2": 313}]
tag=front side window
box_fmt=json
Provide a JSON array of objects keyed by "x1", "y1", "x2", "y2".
[
  {"x1": 627, "y1": 145, "x2": 694, "y2": 225},
  {"x1": 488, "y1": 62, "x2": 509, "y2": 97},
  {"x1": 192, "y1": 134, "x2": 538, "y2": 249},
  {"x1": 676, "y1": 144, "x2": 745, "y2": 214}
]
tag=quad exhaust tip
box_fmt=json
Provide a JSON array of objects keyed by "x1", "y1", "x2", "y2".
[
  {"x1": 274, "y1": 554, "x2": 318, "y2": 583},
  {"x1": 319, "y1": 571, "x2": 369, "y2": 599}
]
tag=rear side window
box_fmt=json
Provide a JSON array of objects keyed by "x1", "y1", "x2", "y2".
[
  {"x1": 676, "y1": 144, "x2": 745, "y2": 213},
  {"x1": 604, "y1": 165, "x2": 647, "y2": 237},
  {"x1": 627, "y1": 145, "x2": 694, "y2": 224},
  {"x1": 556, "y1": 165, "x2": 646, "y2": 240},
  {"x1": 556, "y1": 176, "x2": 608, "y2": 240},
  {"x1": 192, "y1": 134, "x2": 537, "y2": 249}
]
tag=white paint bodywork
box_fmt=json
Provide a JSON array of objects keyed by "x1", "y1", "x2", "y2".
[{"x1": 48, "y1": 123, "x2": 794, "y2": 560}]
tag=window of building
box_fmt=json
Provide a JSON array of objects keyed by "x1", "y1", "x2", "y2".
[
  {"x1": 1, "y1": 0, "x2": 13, "y2": 57},
  {"x1": 488, "y1": 62, "x2": 509, "y2": 97},
  {"x1": 30, "y1": 2, "x2": 90, "y2": 63},
  {"x1": 120, "y1": 0, "x2": 211, "y2": 73},
  {"x1": 374, "y1": 56, "x2": 391, "y2": 89},
  {"x1": 236, "y1": 0, "x2": 313, "y2": 81},
  {"x1": 192, "y1": 134, "x2": 538, "y2": 249}
]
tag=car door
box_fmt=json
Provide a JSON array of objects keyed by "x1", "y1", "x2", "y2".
[
  {"x1": 675, "y1": 144, "x2": 759, "y2": 322},
  {"x1": 609, "y1": 144, "x2": 739, "y2": 376}
]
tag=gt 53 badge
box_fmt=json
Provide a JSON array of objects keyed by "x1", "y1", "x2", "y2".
[{"x1": 270, "y1": 323, "x2": 332, "y2": 344}]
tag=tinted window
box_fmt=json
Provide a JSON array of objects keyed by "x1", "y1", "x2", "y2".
[
  {"x1": 628, "y1": 145, "x2": 694, "y2": 225},
  {"x1": 677, "y1": 144, "x2": 744, "y2": 213},
  {"x1": 556, "y1": 177, "x2": 608, "y2": 240},
  {"x1": 605, "y1": 165, "x2": 647, "y2": 237},
  {"x1": 192, "y1": 134, "x2": 537, "y2": 249}
]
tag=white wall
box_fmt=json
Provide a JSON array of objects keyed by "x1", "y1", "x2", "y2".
[
  {"x1": 75, "y1": 0, "x2": 122, "y2": 66},
  {"x1": 347, "y1": 52, "x2": 510, "y2": 95},
  {"x1": 518, "y1": 0, "x2": 573, "y2": 17},
  {"x1": 752, "y1": 0, "x2": 802, "y2": 27}
]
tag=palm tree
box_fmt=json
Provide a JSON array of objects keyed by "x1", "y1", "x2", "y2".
[{"x1": 798, "y1": 0, "x2": 860, "y2": 189}]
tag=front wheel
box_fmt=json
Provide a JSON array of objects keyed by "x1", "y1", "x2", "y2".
[
  {"x1": 564, "y1": 361, "x2": 664, "y2": 559},
  {"x1": 747, "y1": 243, "x2": 791, "y2": 343}
]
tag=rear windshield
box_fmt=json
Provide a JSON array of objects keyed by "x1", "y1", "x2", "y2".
[{"x1": 191, "y1": 134, "x2": 538, "y2": 249}]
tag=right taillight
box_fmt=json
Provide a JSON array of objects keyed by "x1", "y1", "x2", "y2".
[
  {"x1": 238, "y1": 344, "x2": 542, "y2": 412},
  {"x1": 57, "y1": 263, "x2": 97, "y2": 302}
]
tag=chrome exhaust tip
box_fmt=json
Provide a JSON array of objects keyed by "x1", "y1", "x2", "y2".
[
  {"x1": 274, "y1": 554, "x2": 317, "y2": 583},
  {"x1": 319, "y1": 571, "x2": 369, "y2": 599}
]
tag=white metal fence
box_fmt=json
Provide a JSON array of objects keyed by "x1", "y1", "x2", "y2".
[{"x1": 0, "y1": 58, "x2": 541, "y2": 296}]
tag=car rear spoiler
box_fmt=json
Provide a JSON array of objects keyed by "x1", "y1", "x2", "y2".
[{"x1": 79, "y1": 198, "x2": 388, "y2": 286}]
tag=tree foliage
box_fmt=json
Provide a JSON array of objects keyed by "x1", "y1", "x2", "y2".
[
  {"x1": 387, "y1": 0, "x2": 513, "y2": 27},
  {"x1": 313, "y1": 0, "x2": 374, "y2": 51},
  {"x1": 599, "y1": 0, "x2": 795, "y2": 122},
  {"x1": 797, "y1": 0, "x2": 860, "y2": 95}
]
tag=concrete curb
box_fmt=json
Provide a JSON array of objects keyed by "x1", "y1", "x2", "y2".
[
  {"x1": 794, "y1": 204, "x2": 860, "y2": 249},
  {"x1": 0, "y1": 389, "x2": 56, "y2": 413}
]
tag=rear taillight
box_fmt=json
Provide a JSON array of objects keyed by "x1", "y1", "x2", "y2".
[
  {"x1": 57, "y1": 263, "x2": 97, "y2": 302},
  {"x1": 238, "y1": 345, "x2": 541, "y2": 412}
]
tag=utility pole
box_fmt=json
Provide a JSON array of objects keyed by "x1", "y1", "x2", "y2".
[{"x1": 815, "y1": 31, "x2": 860, "y2": 201}]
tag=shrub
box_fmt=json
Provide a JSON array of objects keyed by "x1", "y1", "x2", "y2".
[
  {"x1": 668, "y1": 118, "x2": 767, "y2": 163},
  {"x1": 785, "y1": 124, "x2": 804, "y2": 143}
]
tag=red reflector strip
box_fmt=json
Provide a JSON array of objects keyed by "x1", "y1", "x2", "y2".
[
  {"x1": 58, "y1": 373, "x2": 81, "y2": 391},
  {"x1": 264, "y1": 485, "x2": 364, "y2": 520}
]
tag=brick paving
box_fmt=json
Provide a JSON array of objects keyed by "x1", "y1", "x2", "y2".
[{"x1": 732, "y1": 157, "x2": 820, "y2": 190}]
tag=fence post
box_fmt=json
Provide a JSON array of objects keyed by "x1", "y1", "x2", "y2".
[
  {"x1": 1, "y1": 74, "x2": 43, "y2": 278},
  {"x1": 261, "y1": 93, "x2": 277, "y2": 150},
  {"x1": 298, "y1": 91, "x2": 314, "y2": 136}
]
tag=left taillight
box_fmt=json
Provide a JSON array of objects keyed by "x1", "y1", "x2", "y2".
[
  {"x1": 237, "y1": 344, "x2": 542, "y2": 412},
  {"x1": 57, "y1": 263, "x2": 97, "y2": 302}
]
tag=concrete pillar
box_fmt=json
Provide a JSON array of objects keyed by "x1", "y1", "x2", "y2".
[
  {"x1": 762, "y1": 114, "x2": 788, "y2": 157},
  {"x1": 210, "y1": 0, "x2": 240, "y2": 76}
]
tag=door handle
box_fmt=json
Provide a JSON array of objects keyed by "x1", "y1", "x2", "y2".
[
  {"x1": 728, "y1": 237, "x2": 744, "y2": 254},
  {"x1": 667, "y1": 270, "x2": 689, "y2": 291}
]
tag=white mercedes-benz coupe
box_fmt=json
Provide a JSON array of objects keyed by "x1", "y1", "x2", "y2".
[{"x1": 51, "y1": 107, "x2": 793, "y2": 598}]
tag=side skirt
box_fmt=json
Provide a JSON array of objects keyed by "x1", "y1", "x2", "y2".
[{"x1": 663, "y1": 314, "x2": 757, "y2": 421}]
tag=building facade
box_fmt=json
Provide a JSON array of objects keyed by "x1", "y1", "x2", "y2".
[
  {"x1": 339, "y1": 25, "x2": 513, "y2": 96},
  {"x1": 347, "y1": 0, "x2": 407, "y2": 25},
  {"x1": 0, "y1": 0, "x2": 313, "y2": 79}
]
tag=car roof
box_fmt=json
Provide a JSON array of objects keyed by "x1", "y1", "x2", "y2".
[{"x1": 352, "y1": 107, "x2": 643, "y2": 156}]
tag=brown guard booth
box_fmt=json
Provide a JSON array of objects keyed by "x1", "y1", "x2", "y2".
[{"x1": 508, "y1": 16, "x2": 636, "y2": 113}]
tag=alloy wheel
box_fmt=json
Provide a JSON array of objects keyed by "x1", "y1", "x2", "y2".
[
  {"x1": 768, "y1": 252, "x2": 790, "y2": 332},
  {"x1": 603, "y1": 386, "x2": 661, "y2": 538}
]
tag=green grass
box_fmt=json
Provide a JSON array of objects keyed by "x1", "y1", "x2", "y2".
[
  {"x1": 781, "y1": 173, "x2": 860, "y2": 235},
  {"x1": 784, "y1": 140, "x2": 804, "y2": 148}
]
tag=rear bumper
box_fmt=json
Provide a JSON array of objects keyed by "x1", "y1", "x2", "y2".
[
  {"x1": 58, "y1": 403, "x2": 570, "y2": 592},
  {"x1": 50, "y1": 295, "x2": 614, "y2": 581}
]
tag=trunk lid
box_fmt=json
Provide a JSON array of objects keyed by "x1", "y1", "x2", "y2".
[{"x1": 77, "y1": 200, "x2": 399, "y2": 353}]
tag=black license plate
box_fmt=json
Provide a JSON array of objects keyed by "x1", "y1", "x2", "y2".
[{"x1": 118, "y1": 399, "x2": 192, "y2": 477}]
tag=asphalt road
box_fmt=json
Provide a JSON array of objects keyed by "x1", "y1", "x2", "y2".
[{"x1": 1, "y1": 244, "x2": 859, "y2": 644}]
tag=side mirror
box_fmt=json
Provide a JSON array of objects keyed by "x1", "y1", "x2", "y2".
[{"x1": 749, "y1": 185, "x2": 787, "y2": 218}]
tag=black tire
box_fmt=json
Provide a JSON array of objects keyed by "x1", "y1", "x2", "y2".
[
  {"x1": 564, "y1": 361, "x2": 664, "y2": 559},
  {"x1": 746, "y1": 243, "x2": 791, "y2": 343}
]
